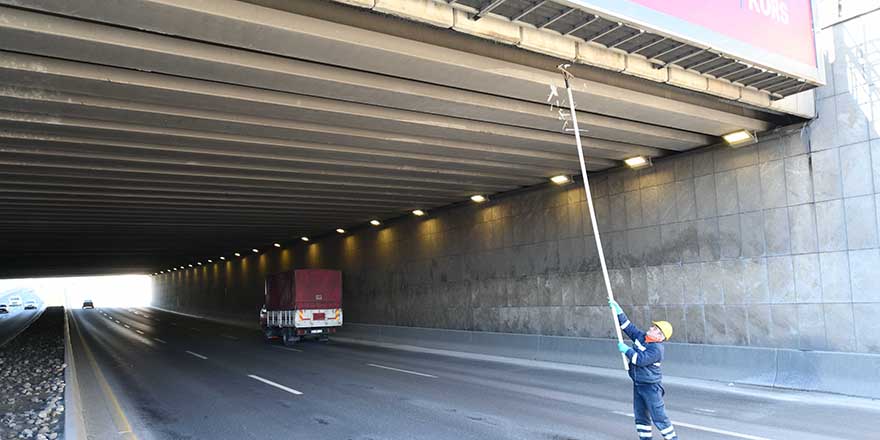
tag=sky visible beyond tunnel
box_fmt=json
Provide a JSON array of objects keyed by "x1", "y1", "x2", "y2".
[{"x1": 0, "y1": 275, "x2": 152, "y2": 308}]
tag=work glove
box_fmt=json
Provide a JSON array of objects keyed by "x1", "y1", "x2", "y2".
[
  {"x1": 608, "y1": 299, "x2": 623, "y2": 315},
  {"x1": 617, "y1": 342, "x2": 630, "y2": 353}
]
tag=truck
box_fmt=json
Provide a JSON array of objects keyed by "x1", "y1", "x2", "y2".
[{"x1": 260, "y1": 269, "x2": 342, "y2": 346}]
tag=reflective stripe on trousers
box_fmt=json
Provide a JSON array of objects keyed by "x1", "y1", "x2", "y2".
[{"x1": 633, "y1": 383, "x2": 677, "y2": 439}]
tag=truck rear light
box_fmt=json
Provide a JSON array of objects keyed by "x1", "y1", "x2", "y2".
[
  {"x1": 329, "y1": 328, "x2": 336, "y2": 334},
  {"x1": 296, "y1": 329, "x2": 305, "y2": 335},
  {"x1": 313, "y1": 313, "x2": 325, "y2": 320}
]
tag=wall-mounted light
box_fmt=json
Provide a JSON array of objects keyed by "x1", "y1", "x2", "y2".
[
  {"x1": 251, "y1": 249, "x2": 259, "y2": 253},
  {"x1": 219, "y1": 256, "x2": 226, "y2": 261},
  {"x1": 412, "y1": 209, "x2": 426, "y2": 216},
  {"x1": 550, "y1": 175, "x2": 571, "y2": 185},
  {"x1": 179, "y1": 266, "x2": 185, "y2": 269},
  {"x1": 370, "y1": 219, "x2": 381, "y2": 226},
  {"x1": 336, "y1": 228, "x2": 346, "y2": 234},
  {"x1": 207, "y1": 259, "x2": 213, "y2": 263},
  {"x1": 722, "y1": 130, "x2": 756, "y2": 147},
  {"x1": 470, "y1": 194, "x2": 488, "y2": 203},
  {"x1": 301, "y1": 236, "x2": 309, "y2": 242},
  {"x1": 624, "y1": 156, "x2": 652, "y2": 170},
  {"x1": 273, "y1": 243, "x2": 281, "y2": 248},
  {"x1": 234, "y1": 252, "x2": 241, "y2": 257},
  {"x1": 188, "y1": 264, "x2": 193, "y2": 268},
  {"x1": 197, "y1": 262, "x2": 202, "y2": 266}
]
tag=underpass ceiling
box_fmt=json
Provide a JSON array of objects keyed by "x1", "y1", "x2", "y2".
[{"x1": 0, "y1": 0, "x2": 796, "y2": 277}]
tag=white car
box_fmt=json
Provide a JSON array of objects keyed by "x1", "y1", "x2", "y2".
[{"x1": 8, "y1": 296, "x2": 21, "y2": 307}]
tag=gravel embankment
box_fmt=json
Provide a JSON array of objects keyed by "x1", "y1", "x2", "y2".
[{"x1": 0, "y1": 308, "x2": 65, "y2": 440}]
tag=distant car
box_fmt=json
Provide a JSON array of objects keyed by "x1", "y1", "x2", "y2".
[
  {"x1": 8, "y1": 296, "x2": 21, "y2": 307},
  {"x1": 24, "y1": 301, "x2": 37, "y2": 310},
  {"x1": 0, "y1": 304, "x2": 8, "y2": 314},
  {"x1": 82, "y1": 300, "x2": 94, "y2": 309}
]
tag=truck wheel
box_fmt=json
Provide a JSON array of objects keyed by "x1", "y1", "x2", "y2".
[{"x1": 282, "y1": 329, "x2": 299, "y2": 347}]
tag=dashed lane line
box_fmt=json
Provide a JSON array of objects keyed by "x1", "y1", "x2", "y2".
[
  {"x1": 273, "y1": 346, "x2": 303, "y2": 353},
  {"x1": 612, "y1": 411, "x2": 773, "y2": 440},
  {"x1": 248, "y1": 375, "x2": 303, "y2": 395},
  {"x1": 221, "y1": 334, "x2": 239, "y2": 341},
  {"x1": 367, "y1": 363, "x2": 438, "y2": 378},
  {"x1": 185, "y1": 351, "x2": 208, "y2": 360},
  {"x1": 153, "y1": 338, "x2": 167, "y2": 344}
]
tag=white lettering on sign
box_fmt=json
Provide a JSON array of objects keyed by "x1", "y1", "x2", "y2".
[
  {"x1": 316, "y1": 294, "x2": 323, "y2": 300},
  {"x1": 748, "y1": 0, "x2": 789, "y2": 25}
]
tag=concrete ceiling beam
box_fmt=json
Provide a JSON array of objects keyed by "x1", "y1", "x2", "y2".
[
  {"x1": 0, "y1": 7, "x2": 706, "y2": 150},
  {"x1": 0, "y1": 0, "x2": 773, "y2": 135},
  {"x1": 0, "y1": 52, "x2": 647, "y2": 163}
]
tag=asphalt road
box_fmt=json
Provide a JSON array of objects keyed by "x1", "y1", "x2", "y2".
[
  {"x1": 0, "y1": 290, "x2": 44, "y2": 346},
  {"x1": 68, "y1": 307, "x2": 879, "y2": 440}
]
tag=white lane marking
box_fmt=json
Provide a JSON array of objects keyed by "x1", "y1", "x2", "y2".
[
  {"x1": 190, "y1": 327, "x2": 200, "y2": 332},
  {"x1": 367, "y1": 363, "x2": 437, "y2": 378},
  {"x1": 185, "y1": 350, "x2": 208, "y2": 360},
  {"x1": 153, "y1": 338, "x2": 167, "y2": 344},
  {"x1": 248, "y1": 374, "x2": 303, "y2": 395},
  {"x1": 123, "y1": 324, "x2": 130, "y2": 329},
  {"x1": 274, "y1": 346, "x2": 303, "y2": 353},
  {"x1": 694, "y1": 408, "x2": 717, "y2": 414},
  {"x1": 612, "y1": 411, "x2": 772, "y2": 440},
  {"x1": 135, "y1": 330, "x2": 144, "y2": 335},
  {"x1": 222, "y1": 334, "x2": 239, "y2": 340}
]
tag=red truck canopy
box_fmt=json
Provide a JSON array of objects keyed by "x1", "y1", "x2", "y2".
[{"x1": 265, "y1": 269, "x2": 342, "y2": 311}]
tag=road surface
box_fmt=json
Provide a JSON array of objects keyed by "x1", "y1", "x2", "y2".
[{"x1": 67, "y1": 307, "x2": 879, "y2": 440}]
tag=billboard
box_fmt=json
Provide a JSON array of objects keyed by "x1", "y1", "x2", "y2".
[{"x1": 564, "y1": 0, "x2": 820, "y2": 84}]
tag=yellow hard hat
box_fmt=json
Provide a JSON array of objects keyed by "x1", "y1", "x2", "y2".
[{"x1": 652, "y1": 320, "x2": 673, "y2": 340}]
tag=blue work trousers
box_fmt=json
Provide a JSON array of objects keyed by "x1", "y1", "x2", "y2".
[{"x1": 633, "y1": 383, "x2": 678, "y2": 439}]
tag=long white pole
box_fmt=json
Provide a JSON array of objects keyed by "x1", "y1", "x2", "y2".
[{"x1": 558, "y1": 65, "x2": 629, "y2": 371}]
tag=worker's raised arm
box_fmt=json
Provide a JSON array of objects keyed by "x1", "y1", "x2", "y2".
[
  {"x1": 608, "y1": 299, "x2": 645, "y2": 341},
  {"x1": 624, "y1": 344, "x2": 661, "y2": 367}
]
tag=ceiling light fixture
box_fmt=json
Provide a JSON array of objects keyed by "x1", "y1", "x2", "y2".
[
  {"x1": 234, "y1": 252, "x2": 241, "y2": 257},
  {"x1": 220, "y1": 256, "x2": 226, "y2": 260},
  {"x1": 273, "y1": 243, "x2": 281, "y2": 248},
  {"x1": 370, "y1": 219, "x2": 381, "y2": 226},
  {"x1": 336, "y1": 228, "x2": 346, "y2": 234},
  {"x1": 550, "y1": 175, "x2": 571, "y2": 185},
  {"x1": 412, "y1": 209, "x2": 426, "y2": 216},
  {"x1": 624, "y1": 156, "x2": 652, "y2": 169},
  {"x1": 722, "y1": 130, "x2": 756, "y2": 147},
  {"x1": 470, "y1": 194, "x2": 488, "y2": 203},
  {"x1": 301, "y1": 236, "x2": 309, "y2": 242}
]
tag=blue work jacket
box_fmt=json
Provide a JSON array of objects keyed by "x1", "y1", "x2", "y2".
[{"x1": 617, "y1": 311, "x2": 664, "y2": 384}]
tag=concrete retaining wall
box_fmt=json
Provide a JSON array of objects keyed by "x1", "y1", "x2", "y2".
[{"x1": 339, "y1": 323, "x2": 880, "y2": 399}]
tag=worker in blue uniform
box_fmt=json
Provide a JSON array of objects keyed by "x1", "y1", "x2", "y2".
[{"x1": 609, "y1": 299, "x2": 678, "y2": 440}]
